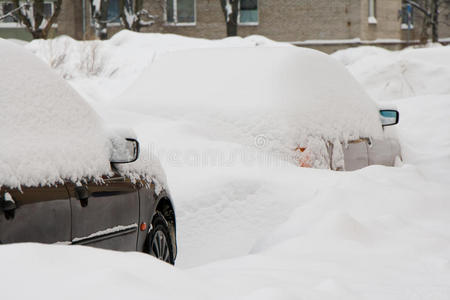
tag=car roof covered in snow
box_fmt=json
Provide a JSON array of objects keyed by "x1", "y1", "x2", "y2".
[
  {"x1": 0, "y1": 39, "x2": 166, "y2": 189},
  {"x1": 116, "y1": 47, "x2": 383, "y2": 156}
]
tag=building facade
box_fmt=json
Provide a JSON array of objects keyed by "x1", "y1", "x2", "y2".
[{"x1": 1, "y1": 0, "x2": 449, "y2": 53}]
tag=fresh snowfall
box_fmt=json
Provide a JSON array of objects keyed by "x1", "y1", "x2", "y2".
[{"x1": 1, "y1": 32, "x2": 450, "y2": 300}]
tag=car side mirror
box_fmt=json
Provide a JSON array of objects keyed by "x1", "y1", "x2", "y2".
[
  {"x1": 379, "y1": 110, "x2": 399, "y2": 127},
  {"x1": 110, "y1": 138, "x2": 140, "y2": 164}
]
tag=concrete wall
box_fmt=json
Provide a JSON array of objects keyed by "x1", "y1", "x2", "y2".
[
  {"x1": 26, "y1": 0, "x2": 436, "y2": 43},
  {"x1": 0, "y1": 27, "x2": 33, "y2": 41},
  {"x1": 3, "y1": 0, "x2": 449, "y2": 51},
  {"x1": 399, "y1": 1, "x2": 450, "y2": 43},
  {"x1": 139, "y1": 0, "x2": 363, "y2": 42},
  {"x1": 294, "y1": 40, "x2": 405, "y2": 54},
  {"x1": 146, "y1": 0, "x2": 227, "y2": 39},
  {"x1": 360, "y1": 0, "x2": 402, "y2": 41}
]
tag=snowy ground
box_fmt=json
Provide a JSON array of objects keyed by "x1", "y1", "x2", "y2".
[{"x1": 2, "y1": 33, "x2": 450, "y2": 299}]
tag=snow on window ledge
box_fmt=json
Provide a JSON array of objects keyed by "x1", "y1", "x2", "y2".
[
  {"x1": 164, "y1": 22, "x2": 196, "y2": 27},
  {"x1": 401, "y1": 23, "x2": 414, "y2": 30},
  {"x1": 0, "y1": 23, "x2": 58, "y2": 29},
  {"x1": 238, "y1": 22, "x2": 259, "y2": 26},
  {"x1": 0, "y1": 23, "x2": 25, "y2": 28},
  {"x1": 107, "y1": 22, "x2": 122, "y2": 27},
  {"x1": 89, "y1": 22, "x2": 122, "y2": 28},
  {"x1": 368, "y1": 16, "x2": 377, "y2": 25}
]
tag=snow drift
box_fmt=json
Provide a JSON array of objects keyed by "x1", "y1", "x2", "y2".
[
  {"x1": 0, "y1": 243, "x2": 212, "y2": 300},
  {"x1": 332, "y1": 45, "x2": 450, "y2": 101}
]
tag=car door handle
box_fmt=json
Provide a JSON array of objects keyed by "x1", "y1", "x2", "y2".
[
  {"x1": 1, "y1": 192, "x2": 16, "y2": 220},
  {"x1": 74, "y1": 186, "x2": 89, "y2": 207}
]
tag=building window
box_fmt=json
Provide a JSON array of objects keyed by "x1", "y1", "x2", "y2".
[
  {"x1": 239, "y1": 0, "x2": 258, "y2": 25},
  {"x1": 0, "y1": 2, "x2": 17, "y2": 23},
  {"x1": 107, "y1": 0, "x2": 120, "y2": 23},
  {"x1": 42, "y1": 2, "x2": 53, "y2": 19},
  {"x1": 166, "y1": 0, "x2": 196, "y2": 25},
  {"x1": 90, "y1": 0, "x2": 121, "y2": 26},
  {"x1": 401, "y1": 3, "x2": 414, "y2": 29},
  {"x1": 1, "y1": 1, "x2": 54, "y2": 25},
  {"x1": 368, "y1": 0, "x2": 377, "y2": 24}
]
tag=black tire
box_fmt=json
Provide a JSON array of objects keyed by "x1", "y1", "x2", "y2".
[{"x1": 147, "y1": 212, "x2": 175, "y2": 265}]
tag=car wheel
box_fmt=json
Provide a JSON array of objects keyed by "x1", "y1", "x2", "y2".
[{"x1": 148, "y1": 212, "x2": 175, "y2": 265}]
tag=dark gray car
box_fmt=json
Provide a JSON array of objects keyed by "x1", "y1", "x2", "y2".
[
  {"x1": 0, "y1": 38, "x2": 176, "y2": 264},
  {"x1": 0, "y1": 144, "x2": 177, "y2": 265}
]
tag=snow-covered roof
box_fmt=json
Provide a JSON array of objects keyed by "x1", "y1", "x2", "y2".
[
  {"x1": 0, "y1": 39, "x2": 165, "y2": 189},
  {"x1": 116, "y1": 47, "x2": 383, "y2": 157}
]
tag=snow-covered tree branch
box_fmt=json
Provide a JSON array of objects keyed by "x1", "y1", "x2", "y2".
[
  {"x1": 120, "y1": 0, "x2": 155, "y2": 32},
  {"x1": 90, "y1": 0, "x2": 110, "y2": 40},
  {"x1": 405, "y1": 0, "x2": 450, "y2": 42},
  {"x1": 11, "y1": 0, "x2": 62, "y2": 39},
  {"x1": 220, "y1": 0, "x2": 239, "y2": 36}
]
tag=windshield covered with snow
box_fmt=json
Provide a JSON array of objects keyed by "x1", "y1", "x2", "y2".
[{"x1": 0, "y1": 39, "x2": 165, "y2": 189}]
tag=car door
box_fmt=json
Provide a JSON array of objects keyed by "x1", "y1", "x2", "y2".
[
  {"x1": 67, "y1": 175, "x2": 139, "y2": 251},
  {"x1": 0, "y1": 185, "x2": 71, "y2": 244},
  {"x1": 343, "y1": 139, "x2": 369, "y2": 171},
  {"x1": 368, "y1": 138, "x2": 399, "y2": 167}
]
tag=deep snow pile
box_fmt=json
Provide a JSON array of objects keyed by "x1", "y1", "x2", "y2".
[
  {"x1": 26, "y1": 31, "x2": 290, "y2": 104},
  {"x1": 392, "y1": 94, "x2": 450, "y2": 181},
  {"x1": 0, "y1": 38, "x2": 166, "y2": 189},
  {"x1": 116, "y1": 47, "x2": 383, "y2": 169},
  {"x1": 193, "y1": 166, "x2": 450, "y2": 300},
  {"x1": 332, "y1": 44, "x2": 450, "y2": 101},
  {"x1": 0, "y1": 243, "x2": 212, "y2": 300},
  {"x1": 2, "y1": 33, "x2": 450, "y2": 299}
]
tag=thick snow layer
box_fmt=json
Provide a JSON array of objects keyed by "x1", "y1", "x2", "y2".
[
  {"x1": 26, "y1": 32, "x2": 290, "y2": 104},
  {"x1": 191, "y1": 167, "x2": 450, "y2": 300},
  {"x1": 393, "y1": 94, "x2": 450, "y2": 182},
  {"x1": 0, "y1": 39, "x2": 166, "y2": 189},
  {"x1": 115, "y1": 47, "x2": 383, "y2": 167},
  {"x1": 0, "y1": 39, "x2": 111, "y2": 188},
  {"x1": 3, "y1": 33, "x2": 450, "y2": 300},
  {"x1": 0, "y1": 243, "x2": 212, "y2": 300},
  {"x1": 332, "y1": 45, "x2": 450, "y2": 101}
]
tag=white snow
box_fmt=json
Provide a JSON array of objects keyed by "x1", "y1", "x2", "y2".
[
  {"x1": 224, "y1": 0, "x2": 232, "y2": 22},
  {"x1": 92, "y1": 0, "x2": 101, "y2": 15},
  {"x1": 332, "y1": 44, "x2": 450, "y2": 101},
  {"x1": 292, "y1": 38, "x2": 413, "y2": 45},
  {"x1": 123, "y1": 5, "x2": 136, "y2": 27},
  {"x1": 0, "y1": 38, "x2": 166, "y2": 190},
  {"x1": 1, "y1": 32, "x2": 450, "y2": 300},
  {"x1": 368, "y1": 16, "x2": 378, "y2": 24},
  {"x1": 0, "y1": 39, "x2": 111, "y2": 188},
  {"x1": 0, "y1": 243, "x2": 212, "y2": 300}
]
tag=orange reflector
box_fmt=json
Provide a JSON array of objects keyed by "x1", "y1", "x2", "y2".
[
  {"x1": 140, "y1": 222, "x2": 147, "y2": 231},
  {"x1": 294, "y1": 146, "x2": 306, "y2": 153}
]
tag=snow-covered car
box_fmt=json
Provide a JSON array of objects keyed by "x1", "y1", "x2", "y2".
[
  {"x1": 118, "y1": 46, "x2": 401, "y2": 170},
  {"x1": 0, "y1": 39, "x2": 177, "y2": 264}
]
